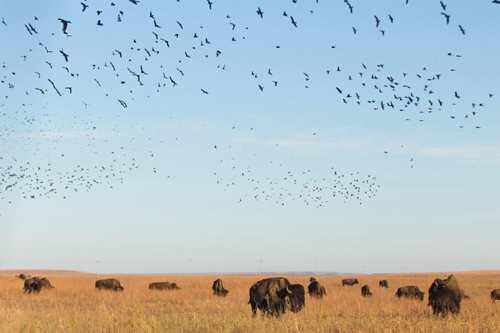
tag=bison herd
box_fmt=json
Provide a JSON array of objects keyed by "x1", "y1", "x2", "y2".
[{"x1": 14, "y1": 273, "x2": 500, "y2": 317}]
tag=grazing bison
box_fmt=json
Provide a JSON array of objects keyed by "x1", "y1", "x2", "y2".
[
  {"x1": 149, "y1": 282, "x2": 179, "y2": 290},
  {"x1": 212, "y1": 278, "x2": 229, "y2": 297},
  {"x1": 95, "y1": 278, "x2": 124, "y2": 292},
  {"x1": 17, "y1": 273, "x2": 30, "y2": 280},
  {"x1": 379, "y1": 280, "x2": 389, "y2": 288},
  {"x1": 395, "y1": 286, "x2": 424, "y2": 301},
  {"x1": 285, "y1": 284, "x2": 305, "y2": 312},
  {"x1": 361, "y1": 285, "x2": 372, "y2": 297},
  {"x1": 248, "y1": 277, "x2": 291, "y2": 317},
  {"x1": 23, "y1": 277, "x2": 54, "y2": 294},
  {"x1": 428, "y1": 275, "x2": 462, "y2": 316},
  {"x1": 24, "y1": 278, "x2": 42, "y2": 294},
  {"x1": 149, "y1": 282, "x2": 180, "y2": 290},
  {"x1": 342, "y1": 278, "x2": 359, "y2": 286},
  {"x1": 308, "y1": 277, "x2": 327, "y2": 298},
  {"x1": 491, "y1": 289, "x2": 500, "y2": 302}
]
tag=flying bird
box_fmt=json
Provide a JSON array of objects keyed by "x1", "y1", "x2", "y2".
[
  {"x1": 256, "y1": 7, "x2": 264, "y2": 18},
  {"x1": 80, "y1": 2, "x2": 89, "y2": 12},
  {"x1": 59, "y1": 49, "x2": 69, "y2": 62},
  {"x1": 58, "y1": 18, "x2": 71, "y2": 34},
  {"x1": 458, "y1": 24, "x2": 466, "y2": 35},
  {"x1": 344, "y1": 0, "x2": 354, "y2": 14},
  {"x1": 440, "y1": 12, "x2": 450, "y2": 25}
]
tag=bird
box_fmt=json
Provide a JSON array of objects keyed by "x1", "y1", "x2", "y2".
[
  {"x1": 206, "y1": 0, "x2": 213, "y2": 10},
  {"x1": 80, "y1": 2, "x2": 89, "y2": 12},
  {"x1": 458, "y1": 24, "x2": 466, "y2": 35},
  {"x1": 290, "y1": 16, "x2": 298, "y2": 28},
  {"x1": 440, "y1": 12, "x2": 450, "y2": 25},
  {"x1": 201, "y1": 88, "x2": 209, "y2": 94},
  {"x1": 59, "y1": 49, "x2": 69, "y2": 62},
  {"x1": 58, "y1": 18, "x2": 71, "y2": 35},
  {"x1": 344, "y1": 0, "x2": 354, "y2": 14},
  {"x1": 256, "y1": 7, "x2": 264, "y2": 19},
  {"x1": 374, "y1": 15, "x2": 381, "y2": 28},
  {"x1": 118, "y1": 99, "x2": 128, "y2": 108}
]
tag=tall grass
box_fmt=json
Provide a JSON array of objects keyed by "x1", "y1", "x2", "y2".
[{"x1": 0, "y1": 272, "x2": 499, "y2": 332}]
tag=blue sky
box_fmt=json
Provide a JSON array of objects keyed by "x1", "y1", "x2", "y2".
[{"x1": 0, "y1": 0, "x2": 499, "y2": 274}]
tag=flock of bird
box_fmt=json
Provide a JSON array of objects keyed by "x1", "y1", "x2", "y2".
[
  {"x1": 0, "y1": 0, "x2": 497, "y2": 208},
  {"x1": 213, "y1": 159, "x2": 380, "y2": 207}
]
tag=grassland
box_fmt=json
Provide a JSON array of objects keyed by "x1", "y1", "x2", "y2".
[{"x1": 1, "y1": 271, "x2": 499, "y2": 332}]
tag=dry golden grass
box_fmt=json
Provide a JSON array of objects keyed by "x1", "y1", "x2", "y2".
[{"x1": 1, "y1": 271, "x2": 500, "y2": 332}]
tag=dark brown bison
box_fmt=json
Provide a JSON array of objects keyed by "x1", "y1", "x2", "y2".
[
  {"x1": 24, "y1": 278, "x2": 42, "y2": 294},
  {"x1": 285, "y1": 284, "x2": 305, "y2": 313},
  {"x1": 491, "y1": 289, "x2": 500, "y2": 302},
  {"x1": 23, "y1": 277, "x2": 54, "y2": 294},
  {"x1": 395, "y1": 286, "x2": 424, "y2": 301},
  {"x1": 342, "y1": 278, "x2": 359, "y2": 286},
  {"x1": 212, "y1": 278, "x2": 229, "y2": 297},
  {"x1": 148, "y1": 282, "x2": 180, "y2": 290},
  {"x1": 428, "y1": 275, "x2": 462, "y2": 316},
  {"x1": 248, "y1": 277, "x2": 291, "y2": 317},
  {"x1": 17, "y1": 273, "x2": 30, "y2": 280},
  {"x1": 308, "y1": 277, "x2": 327, "y2": 298},
  {"x1": 379, "y1": 280, "x2": 389, "y2": 288},
  {"x1": 95, "y1": 278, "x2": 124, "y2": 292},
  {"x1": 361, "y1": 285, "x2": 372, "y2": 297}
]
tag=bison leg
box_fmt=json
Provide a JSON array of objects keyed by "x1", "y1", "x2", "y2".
[{"x1": 250, "y1": 301, "x2": 257, "y2": 316}]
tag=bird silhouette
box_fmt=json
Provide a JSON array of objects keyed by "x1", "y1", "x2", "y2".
[
  {"x1": 58, "y1": 18, "x2": 71, "y2": 35},
  {"x1": 256, "y1": 7, "x2": 264, "y2": 19}
]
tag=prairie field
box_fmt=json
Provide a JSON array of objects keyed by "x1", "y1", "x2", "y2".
[{"x1": 0, "y1": 271, "x2": 499, "y2": 333}]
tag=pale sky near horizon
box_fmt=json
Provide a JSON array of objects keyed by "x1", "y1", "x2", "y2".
[{"x1": 1, "y1": 0, "x2": 499, "y2": 274}]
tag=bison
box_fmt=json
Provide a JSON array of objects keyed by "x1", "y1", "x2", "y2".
[
  {"x1": 342, "y1": 278, "x2": 359, "y2": 286},
  {"x1": 248, "y1": 277, "x2": 291, "y2": 317},
  {"x1": 95, "y1": 278, "x2": 124, "y2": 292},
  {"x1": 379, "y1": 280, "x2": 389, "y2": 288},
  {"x1": 361, "y1": 285, "x2": 372, "y2": 297},
  {"x1": 24, "y1": 278, "x2": 42, "y2": 294},
  {"x1": 23, "y1": 277, "x2": 54, "y2": 294},
  {"x1": 428, "y1": 275, "x2": 462, "y2": 316},
  {"x1": 212, "y1": 278, "x2": 229, "y2": 297},
  {"x1": 149, "y1": 282, "x2": 180, "y2": 290},
  {"x1": 17, "y1": 273, "x2": 30, "y2": 280},
  {"x1": 308, "y1": 277, "x2": 327, "y2": 298},
  {"x1": 285, "y1": 284, "x2": 305, "y2": 313},
  {"x1": 491, "y1": 289, "x2": 500, "y2": 302},
  {"x1": 395, "y1": 286, "x2": 424, "y2": 301}
]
